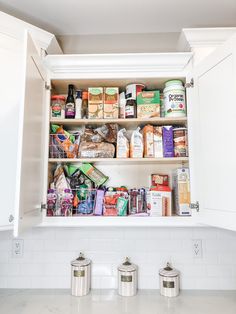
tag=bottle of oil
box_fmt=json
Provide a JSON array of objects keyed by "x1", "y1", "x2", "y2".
[{"x1": 65, "y1": 84, "x2": 75, "y2": 119}]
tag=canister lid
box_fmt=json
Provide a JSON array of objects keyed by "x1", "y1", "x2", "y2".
[
  {"x1": 71, "y1": 252, "x2": 91, "y2": 267},
  {"x1": 164, "y1": 80, "x2": 183, "y2": 88},
  {"x1": 159, "y1": 263, "x2": 180, "y2": 277},
  {"x1": 118, "y1": 257, "x2": 137, "y2": 272}
]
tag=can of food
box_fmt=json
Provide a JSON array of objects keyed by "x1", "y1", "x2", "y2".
[
  {"x1": 173, "y1": 127, "x2": 188, "y2": 157},
  {"x1": 126, "y1": 83, "x2": 145, "y2": 100}
]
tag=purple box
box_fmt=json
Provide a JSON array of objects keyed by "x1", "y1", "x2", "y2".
[
  {"x1": 94, "y1": 189, "x2": 105, "y2": 215},
  {"x1": 163, "y1": 126, "x2": 174, "y2": 157}
]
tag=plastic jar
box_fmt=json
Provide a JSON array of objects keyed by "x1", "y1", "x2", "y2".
[
  {"x1": 51, "y1": 95, "x2": 65, "y2": 119},
  {"x1": 163, "y1": 80, "x2": 186, "y2": 117}
]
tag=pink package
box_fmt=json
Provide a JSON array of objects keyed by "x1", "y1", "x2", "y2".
[{"x1": 94, "y1": 189, "x2": 105, "y2": 215}]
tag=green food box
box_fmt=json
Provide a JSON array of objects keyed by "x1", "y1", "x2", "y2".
[{"x1": 137, "y1": 90, "x2": 160, "y2": 119}]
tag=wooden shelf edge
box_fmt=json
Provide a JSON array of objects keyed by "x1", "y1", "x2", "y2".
[
  {"x1": 40, "y1": 216, "x2": 201, "y2": 228},
  {"x1": 48, "y1": 157, "x2": 189, "y2": 164},
  {"x1": 50, "y1": 117, "x2": 187, "y2": 125}
]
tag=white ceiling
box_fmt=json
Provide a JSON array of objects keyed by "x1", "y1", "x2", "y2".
[{"x1": 0, "y1": 0, "x2": 236, "y2": 35}]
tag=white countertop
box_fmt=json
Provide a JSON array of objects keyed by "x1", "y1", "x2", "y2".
[{"x1": 0, "y1": 289, "x2": 236, "y2": 314}]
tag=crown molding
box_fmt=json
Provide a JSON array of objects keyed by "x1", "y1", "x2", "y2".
[
  {"x1": 0, "y1": 11, "x2": 62, "y2": 54},
  {"x1": 44, "y1": 52, "x2": 193, "y2": 78},
  {"x1": 179, "y1": 27, "x2": 236, "y2": 49}
]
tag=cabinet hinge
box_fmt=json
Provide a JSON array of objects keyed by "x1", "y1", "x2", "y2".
[
  {"x1": 45, "y1": 83, "x2": 51, "y2": 90},
  {"x1": 190, "y1": 201, "x2": 199, "y2": 212},
  {"x1": 41, "y1": 203, "x2": 47, "y2": 211},
  {"x1": 185, "y1": 78, "x2": 194, "y2": 88}
]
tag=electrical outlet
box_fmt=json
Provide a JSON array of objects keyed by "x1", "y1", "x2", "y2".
[
  {"x1": 12, "y1": 239, "x2": 24, "y2": 258},
  {"x1": 192, "y1": 239, "x2": 202, "y2": 258}
]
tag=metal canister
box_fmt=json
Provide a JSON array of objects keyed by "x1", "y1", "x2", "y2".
[
  {"x1": 118, "y1": 257, "x2": 138, "y2": 297},
  {"x1": 71, "y1": 253, "x2": 91, "y2": 296},
  {"x1": 159, "y1": 263, "x2": 180, "y2": 297}
]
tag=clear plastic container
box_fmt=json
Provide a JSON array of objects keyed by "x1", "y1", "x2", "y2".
[{"x1": 163, "y1": 80, "x2": 186, "y2": 117}]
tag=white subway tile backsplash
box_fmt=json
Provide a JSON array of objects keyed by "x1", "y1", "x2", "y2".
[{"x1": 0, "y1": 227, "x2": 236, "y2": 289}]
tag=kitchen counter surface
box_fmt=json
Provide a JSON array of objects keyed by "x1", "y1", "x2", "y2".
[{"x1": 0, "y1": 289, "x2": 236, "y2": 314}]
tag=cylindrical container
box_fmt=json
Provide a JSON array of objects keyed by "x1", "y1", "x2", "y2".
[
  {"x1": 51, "y1": 95, "x2": 65, "y2": 119},
  {"x1": 126, "y1": 83, "x2": 145, "y2": 101},
  {"x1": 159, "y1": 263, "x2": 180, "y2": 297},
  {"x1": 173, "y1": 127, "x2": 188, "y2": 157},
  {"x1": 118, "y1": 257, "x2": 138, "y2": 296},
  {"x1": 71, "y1": 253, "x2": 91, "y2": 296},
  {"x1": 163, "y1": 80, "x2": 186, "y2": 117}
]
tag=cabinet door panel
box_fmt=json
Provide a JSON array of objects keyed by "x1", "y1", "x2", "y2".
[
  {"x1": 194, "y1": 34, "x2": 236, "y2": 231},
  {"x1": 14, "y1": 32, "x2": 45, "y2": 236},
  {"x1": 0, "y1": 33, "x2": 22, "y2": 230}
]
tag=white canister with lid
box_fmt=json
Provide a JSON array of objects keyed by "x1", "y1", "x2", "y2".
[
  {"x1": 159, "y1": 263, "x2": 180, "y2": 297},
  {"x1": 71, "y1": 253, "x2": 91, "y2": 296},
  {"x1": 163, "y1": 80, "x2": 186, "y2": 117},
  {"x1": 118, "y1": 257, "x2": 138, "y2": 297}
]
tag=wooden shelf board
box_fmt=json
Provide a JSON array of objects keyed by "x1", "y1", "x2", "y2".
[
  {"x1": 50, "y1": 117, "x2": 187, "y2": 126},
  {"x1": 40, "y1": 215, "x2": 199, "y2": 228},
  {"x1": 48, "y1": 157, "x2": 189, "y2": 164}
]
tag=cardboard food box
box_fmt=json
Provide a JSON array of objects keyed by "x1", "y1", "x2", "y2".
[
  {"x1": 154, "y1": 126, "x2": 163, "y2": 157},
  {"x1": 151, "y1": 174, "x2": 169, "y2": 186},
  {"x1": 104, "y1": 87, "x2": 119, "y2": 119},
  {"x1": 172, "y1": 168, "x2": 191, "y2": 216},
  {"x1": 146, "y1": 186, "x2": 172, "y2": 216},
  {"x1": 88, "y1": 87, "x2": 103, "y2": 119},
  {"x1": 163, "y1": 126, "x2": 174, "y2": 157},
  {"x1": 142, "y1": 124, "x2": 154, "y2": 158},
  {"x1": 137, "y1": 90, "x2": 160, "y2": 119}
]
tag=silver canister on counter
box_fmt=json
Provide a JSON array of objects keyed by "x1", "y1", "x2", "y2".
[
  {"x1": 118, "y1": 257, "x2": 138, "y2": 297},
  {"x1": 71, "y1": 252, "x2": 91, "y2": 296},
  {"x1": 159, "y1": 263, "x2": 180, "y2": 297}
]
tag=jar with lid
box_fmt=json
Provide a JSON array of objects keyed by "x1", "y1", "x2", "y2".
[
  {"x1": 71, "y1": 252, "x2": 91, "y2": 296},
  {"x1": 51, "y1": 95, "x2": 65, "y2": 119},
  {"x1": 159, "y1": 262, "x2": 180, "y2": 297},
  {"x1": 118, "y1": 257, "x2": 138, "y2": 296},
  {"x1": 163, "y1": 80, "x2": 186, "y2": 117}
]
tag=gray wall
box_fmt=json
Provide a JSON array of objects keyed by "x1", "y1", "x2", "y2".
[{"x1": 57, "y1": 32, "x2": 182, "y2": 54}]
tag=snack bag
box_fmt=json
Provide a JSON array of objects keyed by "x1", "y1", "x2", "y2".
[
  {"x1": 53, "y1": 126, "x2": 78, "y2": 158},
  {"x1": 117, "y1": 128, "x2": 130, "y2": 158},
  {"x1": 130, "y1": 127, "x2": 143, "y2": 158}
]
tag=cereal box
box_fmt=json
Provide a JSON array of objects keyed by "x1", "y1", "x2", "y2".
[{"x1": 137, "y1": 90, "x2": 160, "y2": 119}]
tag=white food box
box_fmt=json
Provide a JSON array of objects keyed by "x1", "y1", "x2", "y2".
[
  {"x1": 154, "y1": 126, "x2": 163, "y2": 158},
  {"x1": 172, "y1": 168, "x2": 191, "y2": 216},
  {"x1": 146, "y1": 190, "x2": 172, "y2": 216}
]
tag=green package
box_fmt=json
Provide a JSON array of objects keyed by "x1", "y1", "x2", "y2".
[
  {"x1": 79, "y1": 163, "x2": 108, "y2": 187},
  {"x1": 116, "y1": 197, "x2": 128, "y2": 216}
]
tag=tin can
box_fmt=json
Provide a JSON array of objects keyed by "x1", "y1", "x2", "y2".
[
  {"x1": 159, "y1": 263, "x2": 180, "y2": 297},
  {"x1": 173, "y1": 127, "x2": 188, "y2": 157},
  {"x1": 118, "y1": 257, "x2": 138, "y2": 297},
  {"x1": 71, "y1": 253, "x2": 91, "y2": 296},
  {"x1": 126, "y1": 83, "x2": 145, "y2": 100}
]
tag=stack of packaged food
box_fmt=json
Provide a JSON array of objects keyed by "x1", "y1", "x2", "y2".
[
  {"x1": 50, "y1": 80, "x2": 186, "y2": 120},
  {"x1": 47, "y1": 164, "x2": 191, "y2": 217}
]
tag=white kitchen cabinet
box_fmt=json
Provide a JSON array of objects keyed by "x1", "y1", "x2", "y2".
[
  {"x1": 1, "y1": 12, "x2": 236, "y2": 234},
  {"x1": 0, "y1": 12, "x2": 61, "y2": 233}
]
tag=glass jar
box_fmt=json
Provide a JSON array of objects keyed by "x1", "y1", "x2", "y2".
[{"x1": 51, "y1": 95, "x2": 65, "y2": 119}]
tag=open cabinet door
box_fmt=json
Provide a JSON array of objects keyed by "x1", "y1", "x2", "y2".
[
  {"x1": 14, "y1": 32, "x2": 46, "y2": 236},
  {"x1": 193, "y1": 34, "x2": 236, "y2": 231}
]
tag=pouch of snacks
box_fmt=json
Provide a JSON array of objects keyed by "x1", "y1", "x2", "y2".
[{"x1": 117, "y1": 128, "x2": 130, "y2": 158}]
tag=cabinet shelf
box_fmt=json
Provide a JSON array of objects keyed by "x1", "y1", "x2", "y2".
[
  {"x1": 48, "y1": 157, "x2": 189, "y2": 165},
  {"x1": 41, "y1": 215, "x2": 199, "y2": 228},
  {"x1": 50, "y1": 117, "x2": 187, "y2": 128}
]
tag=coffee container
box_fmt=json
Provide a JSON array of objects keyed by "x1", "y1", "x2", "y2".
[
  {"x1": 71, "y1": 253, "x2": 91, "y2": 296},
  {"x1": 118, "y1": 257, "x2": 138, "y2": 297},
  {"x1": 159, "y1": 263, "x2": 180, "y2": 297}
]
